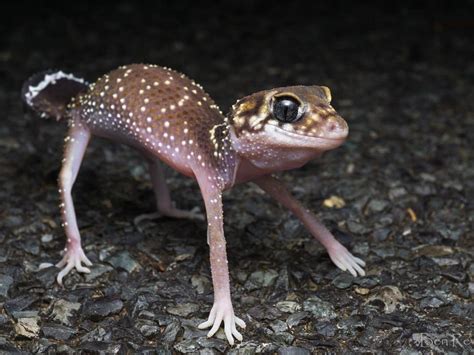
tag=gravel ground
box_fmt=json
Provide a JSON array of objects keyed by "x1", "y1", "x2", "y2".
[{"x1": 1, "y1": 1, "x2": 473, "y2": 353}]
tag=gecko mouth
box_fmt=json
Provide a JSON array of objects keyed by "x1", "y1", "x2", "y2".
[{"x1": 265, "y1": 123, "x2": 347, "y2": 149}]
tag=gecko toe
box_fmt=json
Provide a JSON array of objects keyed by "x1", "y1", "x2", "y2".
[
  {"x1": 188, "y1": 206, "x2": 205, "y2": 221},
  {"x1": 56, "y1": 262, "x2": 74, "y2": 286},
  {"x1": 224, "y1": 316, "x2": 234, "y2": 345},
  {"x1": 345, "y1": 260, "x2": 357, "y2": 277},
  {"x1": 207, "y1": 313, "x2": 223, "y2": 338},
  {"x1": 353, "y1": 256, "x2": 366, "y2": 267},
  {"x1": 198, "y1": 319, "x2": 214, "y2": 329},
  {"x1": 331, "y1": 256, "x2": 347, "y2": 272},
  {"x1": 133, "y1": 212, "x2": 160, "y2": 226},
  {"x1": 355, "y1": 264, "x2": 366, "y2": 276},
  {"x1": 198, "y1": 303, "x2": 217, "y2": 329},
  {"x1": 56, "y1": 256, "x2": 67, "y2": 268},
  {"x1": 75, "y1": 263, "x2": 91, "y2": 273},
  {"x1": 232, "y1": 322, "x2": 243, "y2": 341},
  {"x1": 235, "y1": 316, "x2": 246, "y2": 329}
]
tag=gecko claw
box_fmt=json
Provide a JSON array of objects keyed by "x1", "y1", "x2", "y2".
[
  {"x1": 55, "y1": 247, "x2": 92, "y2": 285},
  {"x1": 328, "y1": 243, "x2": 366, "y2": 277},
  {"x1": 198, "y1": 301, "x2": 245, "y2": 346}
]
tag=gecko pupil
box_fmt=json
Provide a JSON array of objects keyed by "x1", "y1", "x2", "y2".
[{"x1": 273, "y1": 96, "x2": 302, "y2": 123}]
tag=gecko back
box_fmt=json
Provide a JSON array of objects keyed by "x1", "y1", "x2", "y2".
[{"x1": 23, "y1": 64, "x2": 237, "y2": 185}]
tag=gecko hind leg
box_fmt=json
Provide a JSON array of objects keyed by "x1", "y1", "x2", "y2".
[
  {"x1": 56, "y1": 121, "x2": 93, "y2": 285},
  {"x1": 134, "y1": 159, "x2": 204, "y2": 225}
]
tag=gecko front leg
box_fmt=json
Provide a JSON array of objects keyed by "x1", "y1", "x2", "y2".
[
  {"x1": 196, "y1": 177, "x2": 245, "y2": 345},
  {"x1": 56, "y1": 120, "x2": 93, "y2": 285},
  {"x1": 254, "y1": 175, "x2": 366, "y2": 277}
]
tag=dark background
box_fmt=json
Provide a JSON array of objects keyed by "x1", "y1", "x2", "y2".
[{"x1": 0, "y1": 1, "x2": 473, "y2": 353}]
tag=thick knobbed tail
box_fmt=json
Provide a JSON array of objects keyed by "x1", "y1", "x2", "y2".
[{"x1": 21, "y1": 70, "x2": 88, "y2": 120}]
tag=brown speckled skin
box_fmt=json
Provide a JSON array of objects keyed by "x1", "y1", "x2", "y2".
[{"x1": 72, "y1": 64, "x2": 236, "y2": 187}]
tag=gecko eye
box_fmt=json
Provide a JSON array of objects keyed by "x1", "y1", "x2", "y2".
[{"x1": 272, "y1": 96, "x2": 303, "y2": 123}]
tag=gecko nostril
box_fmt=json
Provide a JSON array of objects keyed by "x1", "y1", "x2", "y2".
[{"x1": 323, "y1": 115, "x2": 348, "y2": 139}]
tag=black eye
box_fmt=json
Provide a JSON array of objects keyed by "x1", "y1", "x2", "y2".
[{"x1": 272, "y1": 96, "x2": 303, "y2": 123}]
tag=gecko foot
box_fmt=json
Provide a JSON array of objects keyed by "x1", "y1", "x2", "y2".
[
  {"x1": 327, "y1": 243, "x2": 366, "y2": 277},
  {"x1": 198, "y1": 300, "x2": 246, "y2": 346},
  {"x1": 134, "y1": 206, "x2": 205, "y2": 225},
  {"x1": 56, "y1": 246, "x2": 92, "y2": 286}
]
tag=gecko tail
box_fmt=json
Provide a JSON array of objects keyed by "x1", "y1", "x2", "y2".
[{"x1": 21, "y1": 70, "x2": 88, "y2": 120}]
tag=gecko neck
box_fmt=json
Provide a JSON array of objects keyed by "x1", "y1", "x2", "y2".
[{"x1": 228, "y1": 126, "x2": 323, "y2": 185}]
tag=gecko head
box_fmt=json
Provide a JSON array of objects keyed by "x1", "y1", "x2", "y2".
[{"x1": 228, "y1": 85, "x2": 348, "y2": 169}]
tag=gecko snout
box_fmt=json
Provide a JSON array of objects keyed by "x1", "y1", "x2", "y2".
[{"x1": 322, "y1": 113, "x2": 349, "y2": 140}]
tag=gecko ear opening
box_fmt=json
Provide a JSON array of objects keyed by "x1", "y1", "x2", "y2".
[{"x1": 321, "y1": 86, "x2": 332, "y2": 103}]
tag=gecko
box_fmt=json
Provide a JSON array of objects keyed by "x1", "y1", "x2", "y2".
[{"x1": 22, "y1": 64, "x2": 366, "y2": 345}]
